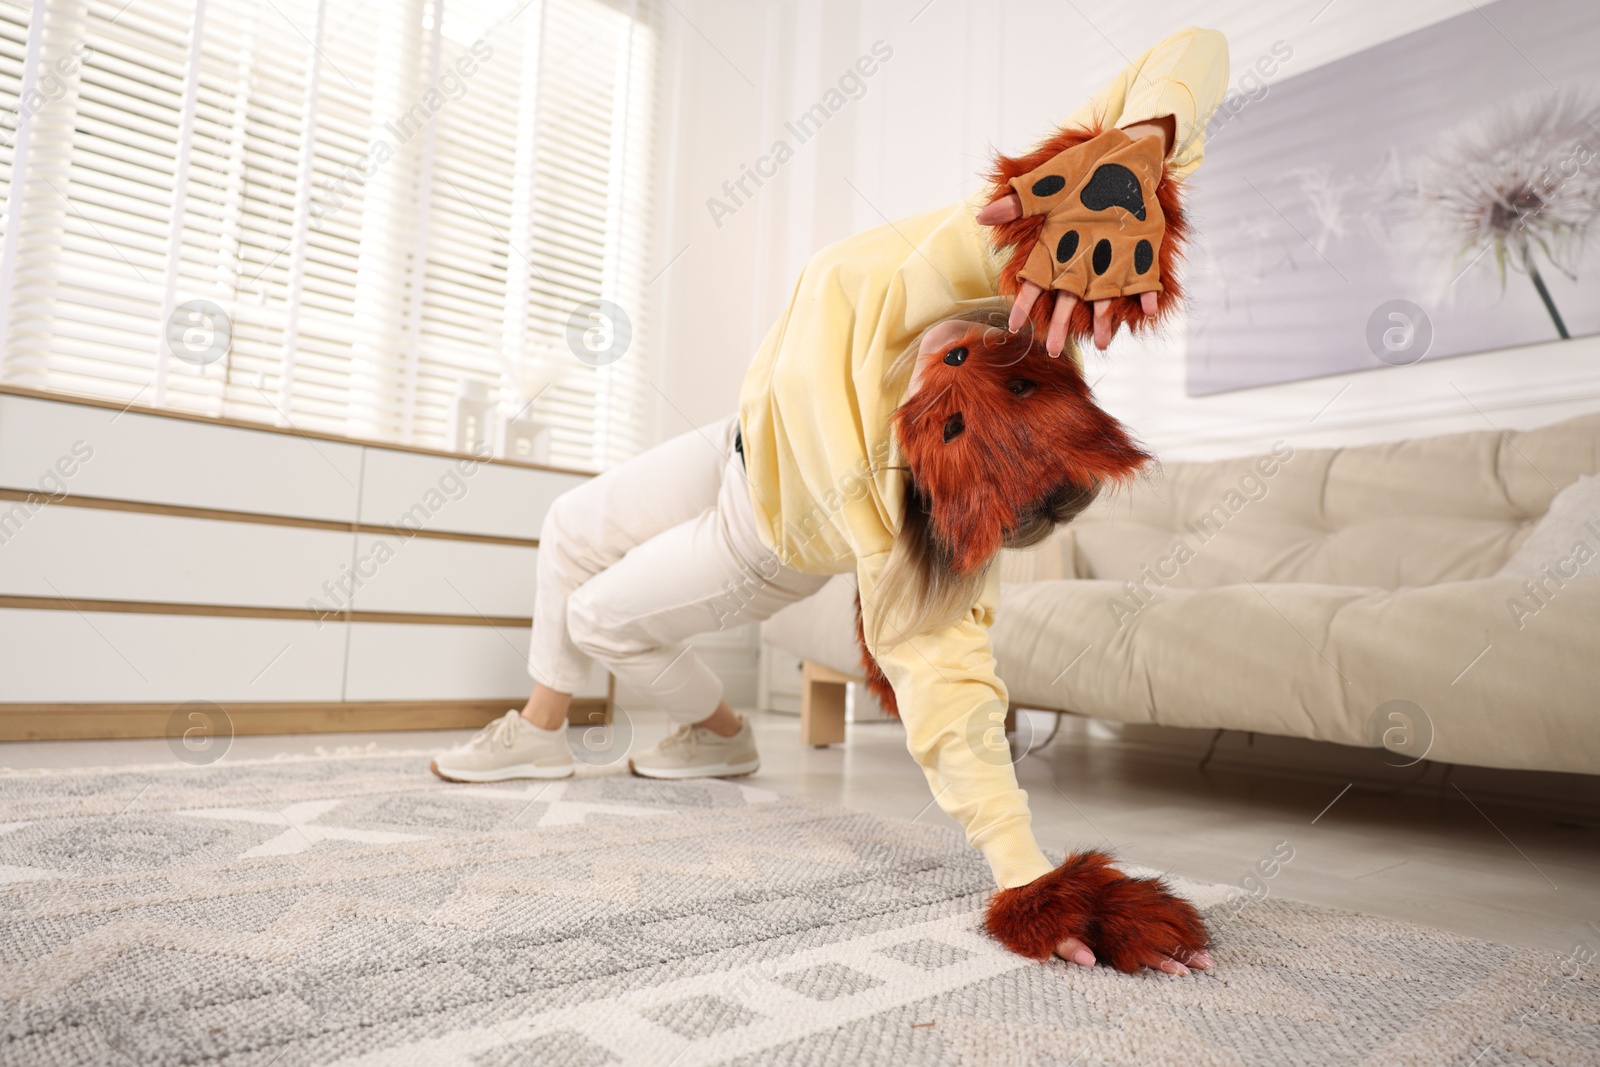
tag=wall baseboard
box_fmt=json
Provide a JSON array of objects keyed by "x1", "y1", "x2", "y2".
[{"x1": 0, "y1": 697, "x2": 612, "y2": 742}]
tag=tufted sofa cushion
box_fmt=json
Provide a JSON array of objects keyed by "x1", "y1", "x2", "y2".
[{"x1": 1059, "y1": 414, "x2": 1600, "y2": 590}]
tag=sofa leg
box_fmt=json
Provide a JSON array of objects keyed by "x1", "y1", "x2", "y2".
[{"x1": 800, "y1": 662, "x2": 851, "y2": 747}]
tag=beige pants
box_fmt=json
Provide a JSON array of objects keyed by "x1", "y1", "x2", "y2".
[{"x1": 529, "y1": 414, "x2": 830, "y2": 721}]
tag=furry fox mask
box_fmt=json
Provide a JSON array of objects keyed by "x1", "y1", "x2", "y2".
[{"x1": 892, "y1": 313, "x2": 1151, "y2": 578}]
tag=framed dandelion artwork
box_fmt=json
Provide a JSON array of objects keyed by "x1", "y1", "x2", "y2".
[{"x1": 1185, "y1": 0, "x2": 1600, "y2": 395}]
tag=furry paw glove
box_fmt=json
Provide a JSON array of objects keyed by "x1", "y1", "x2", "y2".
[
  {"x1": 984, "y1": 850, "x2": 1211, "y2": 973},
  {"x1": 1009, "y1": 128, "x2": 1166, "y2": 302},
  {"x1": 987, "y1": 124, "x2": 1189, "y2": 341}
]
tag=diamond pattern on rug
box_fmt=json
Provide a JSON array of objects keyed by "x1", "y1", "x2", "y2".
[
  {"x1": 876, "y1": 937, "x2": 974, "y2": 971},
  {"x1": 471, "y1": 1028, "x2": 617, "y2": 1067},
  {"x1": 645, "y1": 994, "x2": 763, "y2": 1038},
  {"x1": 5, "y1": 814, "x2": 236, "y2": 875},
  {"x1": 772, "y1": 962, "x2": 885, "y2": 1001}
]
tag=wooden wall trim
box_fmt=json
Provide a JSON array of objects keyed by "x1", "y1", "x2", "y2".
[
  {"x1": 0, "y1": 383, "x2": 596, "y2": 478},
  {"x1": 0, "y1": 697, "x2": 614, "y2": 741},
  {"x1": 0, "y1": 594, "x2": 532, "y2": 628},
  {"x1": 0, "y1": 488, "x2": 542, "y2": 548}
]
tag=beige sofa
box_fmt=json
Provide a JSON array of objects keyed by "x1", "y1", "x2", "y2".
[{"x1": 760, "y1": 414, "x2": 1600, "y2": 775}]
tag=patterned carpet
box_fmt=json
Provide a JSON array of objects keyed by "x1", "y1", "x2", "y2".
[{"x1": 0, "y1": 752, "x2": 1593, "y2": 1066}]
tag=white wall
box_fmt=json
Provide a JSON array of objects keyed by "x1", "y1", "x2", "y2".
[
  {"x1": 645, "y1": 2, "x2": 778, "y2": 444},
  {"x1": 651, "y1": 0, "x2": 1600, "y2": 458}
]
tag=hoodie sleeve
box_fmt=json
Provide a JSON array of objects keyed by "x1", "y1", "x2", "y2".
[
  {"x1": 856, "y1": 553, "x2": 1056, "y2": 890},
  {"x1": 1070, "y1": 26, "x2": 1230, "y2": 179}
]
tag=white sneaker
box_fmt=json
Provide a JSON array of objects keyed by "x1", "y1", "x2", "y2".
[
  {"x1": 629, "y1": 715, "x2": 760, "y2": 780},
  {"x1": 430, "y1": 710, "x2": 574, "y2": 782}
]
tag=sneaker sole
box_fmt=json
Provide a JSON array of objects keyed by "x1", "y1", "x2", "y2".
[
  {"x1": 429, "y1": 759, "x2": 574, "y2": 783},
  {"x1": 627, "y1": 758, "x2": 760, "y2": 780}
]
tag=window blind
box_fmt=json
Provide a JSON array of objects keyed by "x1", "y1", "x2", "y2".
[{"x1": 0, "y1": 0, "x2": 657, "y2": 471}]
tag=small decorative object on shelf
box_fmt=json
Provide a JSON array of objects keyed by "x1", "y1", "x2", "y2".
[
  {"x1": 446, "y1": 378, "x2": 496, "y2": 457},
  {"x1": 499, "y1": 350, "x2": 563, "y2": 464},
  {"x1": 497, "y1": 414, "x2": 552, "y2": 463}
]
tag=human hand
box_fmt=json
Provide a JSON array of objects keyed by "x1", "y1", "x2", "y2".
[
  {"x1": 985, "y1": 850, "x2": 1212, "y2": 975},
  {"x1": 1053, "y1": 935, "x2": 1213, "y2": 975},
  {"x1": 1051, "y1": 871, "x2": 1215, "y2": 975}
]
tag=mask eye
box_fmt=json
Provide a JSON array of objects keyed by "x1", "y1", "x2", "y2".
[
  {"x1": 942, "y1": 412, "x2": 965, "y2": 442},
  {"x1": 942, "y1": 346, "x2": 968, "y2": 366},
  {"x1": 1007, "y1": 378, "x2": 1037, "y2": 398}
]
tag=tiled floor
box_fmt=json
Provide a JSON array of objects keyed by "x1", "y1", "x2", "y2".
[{"x1": 3, "y1": 707, "x2": 1596, "y2": 958}]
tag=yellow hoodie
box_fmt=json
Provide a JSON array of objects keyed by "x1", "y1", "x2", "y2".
[{"x1": 738, "y1": 28, "x2": 1230, "y2": 889}]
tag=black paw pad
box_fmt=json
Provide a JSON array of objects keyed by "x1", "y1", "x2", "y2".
[
  {"x1": 1080, "y1": 163, "x2": 1146, "y2": 220},
  {"x1": 1134, "y1": 239, "x2": 1154, "y2": 275},
  {"x1": 1031, "y1": 175, "x2": 1067, "y2": 198},
  {"x1": 1055, "y1": 230, "x2": 1079, "y2": 264},
  {"x1": 1056, "y1": 230, "x2": 1081, "y2": 265},
  {"x1": 1092, "y1": 239, "x2": 1112, "y2": 276}
]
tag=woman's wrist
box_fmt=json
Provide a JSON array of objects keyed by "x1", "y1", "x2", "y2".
[{"x1": 1120, "y1": 114, "x2": 1176, "y2": 157}]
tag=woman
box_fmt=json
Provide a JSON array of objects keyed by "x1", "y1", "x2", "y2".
[{"x1": 434, "y1": 26, "x2": 1229, "y2": 976}]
